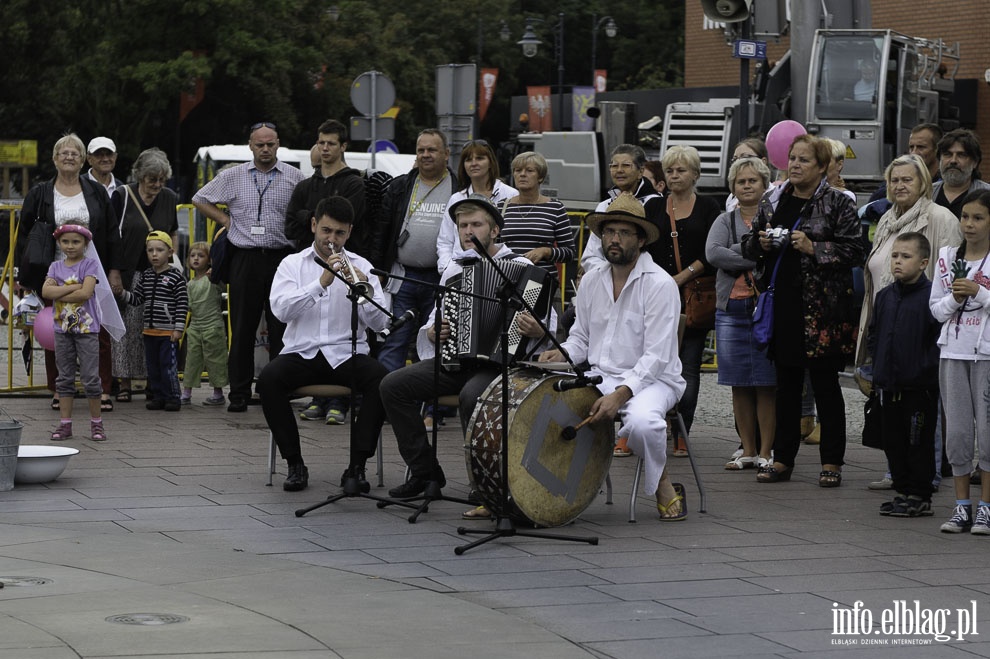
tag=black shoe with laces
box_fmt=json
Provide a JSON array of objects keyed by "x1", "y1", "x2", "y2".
[
  {"x1": 388, "y1": 477, "x2": 429, "y2": 499},
  {"x1": 283, "y1": 464, "x2": 309, "y2": 492},
  {"x1": 340, "y1": 465, "x2": 371, "y2": 494}
]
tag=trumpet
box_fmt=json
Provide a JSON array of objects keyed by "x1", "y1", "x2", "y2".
[{"x1": 329, "y1": 242, "x2": 374, "y2": 304}]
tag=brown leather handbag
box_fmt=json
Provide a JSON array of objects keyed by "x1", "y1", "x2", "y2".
[{"x1": 668, "y1": 197, "x2": 716, "y2": 330}]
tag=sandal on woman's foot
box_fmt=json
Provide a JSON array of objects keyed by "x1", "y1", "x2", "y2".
[
  {"x1": 725, "y1": 455, "x2": 757, "y2": 470},
  {"x1": 115, "y1": 390, "x2": 132, "y2": 403},
  {"x1": 819, "y1": 470, "x2": 842, "y2": 488},
  {"x1": 672, "y1": 436, "x2": 689, "y2": 458},
  {"x1": 462, "y1": 505, "x2": 492, "y2": 520},
  {"x1": 101, "y1": 397, "x2": 114, "y2": 412},
  {"x1": 757, "y1": 463, "x2": 793, "y2": 483},
  {"x1": 657, "y1": 483, "x2": 687, "y2": 521},
  {"x1": 613, "y1": 437, "x2": 632, "y2": 457}
]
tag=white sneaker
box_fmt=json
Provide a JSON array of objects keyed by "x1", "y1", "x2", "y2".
[
  {"x1": 972, "y1": 505, "x2": 990, "y2": 535},
  {"x1": 868, "y1": 476, "x2": 893, "y2": 490}
]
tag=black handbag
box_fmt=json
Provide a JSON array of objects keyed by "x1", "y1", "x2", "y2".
[
  {"x1": 19, "y1": 219, "x2": 55, "y2": 292},
  {"x1": 208, "y1": 225, "x2": 232, "y2": 284},
  {"x1": 862, "y1": 390, "x2": 883, "y2": 449}
]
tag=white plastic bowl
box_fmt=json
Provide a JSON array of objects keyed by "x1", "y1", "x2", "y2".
[{"x1": 15, "y1": 445, "x2": 79, "y2": 484}]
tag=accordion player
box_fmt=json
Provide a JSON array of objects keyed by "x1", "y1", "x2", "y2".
[{"x1": 440, "y1": 257, "x2": 557, "y2": 371}]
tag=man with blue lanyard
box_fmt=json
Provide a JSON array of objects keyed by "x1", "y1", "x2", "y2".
[{"x1": 193, "y1": 122, "x2": 306, "y2": 412}]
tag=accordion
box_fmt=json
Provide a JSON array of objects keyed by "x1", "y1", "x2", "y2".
[{"x1": 440, "y1": 258, "x2": 556, "y2": 371}]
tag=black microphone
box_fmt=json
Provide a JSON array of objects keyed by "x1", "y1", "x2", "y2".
[
  {"x1": 379, "y1": 309, "x2": 417, "y2": 338},
  {"x1": 553, "y1": 375, "x2": 603, "y2": 392},
  {"x1": 313, "y1": 255, "x2": 333, "y2": 271},
  {"x1": 369, "y1": 268, "x2": 390, "y2": 282}
]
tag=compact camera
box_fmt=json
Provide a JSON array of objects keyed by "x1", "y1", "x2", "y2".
[{"x1": 768, "y1": 227, "x2": 790, "y2": 249}]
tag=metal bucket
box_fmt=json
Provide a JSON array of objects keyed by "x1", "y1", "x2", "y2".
[{"x1": 0, "y1": 418, "x2": 24, "y2": 492}]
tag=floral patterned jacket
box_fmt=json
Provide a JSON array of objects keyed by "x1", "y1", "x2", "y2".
[{"x1": 741, "y1": 179, "x2": 864, "y2": 359}]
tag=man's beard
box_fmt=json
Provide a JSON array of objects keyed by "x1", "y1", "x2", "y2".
[
  {"x1": 605, "y1": 245, "x2": 637, "y2": 266},
  {"x1": 941, "y1": 163, "x2": 973, "y2": 188}
]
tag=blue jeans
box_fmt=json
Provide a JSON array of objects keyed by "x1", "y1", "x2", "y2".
[
  {"x1": 144, "y1": 335, "x2": 181, "y2": 405},
  {"x1": 378, "y1": 267, "x2": 441, "y2": 373}
]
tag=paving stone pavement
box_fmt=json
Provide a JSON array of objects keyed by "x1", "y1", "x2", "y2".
[{"x1": 0, "y1": 373, "x2": 988, "y2": 658}]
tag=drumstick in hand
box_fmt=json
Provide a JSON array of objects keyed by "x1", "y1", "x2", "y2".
[{"x1": 561, "y1": 415, "x2": 594, "y2": 441}]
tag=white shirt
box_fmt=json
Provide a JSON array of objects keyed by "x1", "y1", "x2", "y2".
[
  {"x1": 435, "y1": 180, "x2": 518, "y2": 274},
  {"x1": 416, "y1": 244, "x2": 555, "y2": 360},
  {"x1": 562, "y1": 251, "x2": 685, "y2": 397},
  {"x1": 930, "y1": 245, "x2": 990, "y2": 360},
  {"x1": 86, "y1": 169, "x2": 121, "y2": 197},
  {"x1": 270, "y1": 244, "x2": 389, "y2": 368}
]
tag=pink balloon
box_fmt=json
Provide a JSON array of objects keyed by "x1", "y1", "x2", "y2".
[
  {"x1": 765, "y1": 120, "x2": 808, "y2": 170},
  {"x1": 33, "y1": 306, "x2": 56, "y2": 352}
]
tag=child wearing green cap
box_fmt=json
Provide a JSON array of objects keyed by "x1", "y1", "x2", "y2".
[{"x1": 118, "y1": 231, "x2": 188, "y2": 411}]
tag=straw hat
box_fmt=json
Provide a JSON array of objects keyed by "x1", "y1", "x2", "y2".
[{"x1": 586, "y1": 194, "x2": 659, "y2": 245}]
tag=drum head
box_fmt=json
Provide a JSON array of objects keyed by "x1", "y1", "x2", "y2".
[{"x1": 466, "y1": 368, "x2": 614, "y2": 527}]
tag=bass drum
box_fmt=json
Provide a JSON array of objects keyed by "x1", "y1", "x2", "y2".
[{"x1": 465, "y1": 368, "x2": 614, "y2": 527}]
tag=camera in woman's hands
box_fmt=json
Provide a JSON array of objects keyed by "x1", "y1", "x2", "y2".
[{"x1": 768, "y1": 227, "x2": 791, "y2": 250}]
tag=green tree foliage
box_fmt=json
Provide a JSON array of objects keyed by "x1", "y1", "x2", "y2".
[{"x1": 0, "y1": 0, "x2": 683, "y2": 189}]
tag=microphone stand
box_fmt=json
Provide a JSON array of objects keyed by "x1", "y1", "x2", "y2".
[
  {"x1": 454, "y1": 237, "x2": 598, "y2": 555},
  {"x1": 369, "y1": 267, "x2": 490, "y2": 522},
  {"x1": 295, "y1": 255, "x2": 420, "y2": 517}
]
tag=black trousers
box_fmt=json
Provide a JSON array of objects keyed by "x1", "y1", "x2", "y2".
[
  {"x1": 379, "y1": 359, "x2": 499, "y2": 480},
  {"x1": 227, "y1": 247, "x2": 290, "y2": 402},
  {"x1": 774, "y1": 359, "x2": 847, "y2": 469},
  {"x1": 258, "y1": 351, "x2": 386, "y2": 468},
  {"x1": 881, "y1": 389, "x2": 937, "y2": 499}
]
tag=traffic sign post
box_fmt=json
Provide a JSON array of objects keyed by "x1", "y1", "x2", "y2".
[{"x1": 350, "y1": 71, "x2": 396, "y2": 169}]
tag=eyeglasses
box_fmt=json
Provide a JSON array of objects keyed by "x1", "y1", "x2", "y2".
[
  {"x1": 250, "y1": 122, "x2": 277, "y2": 132},
  {"x1": 602, "y1": 227, "x2": 638, "y2": 240},
  {"x1": 57, "y1": 151, "x2": 81, "y2": 159},
  {"x1": 143, "y1": 176, "x2": 168, "y2": 184},
  {"x1": 609, "y1": 162, "x2": 636, "y2": 171}
]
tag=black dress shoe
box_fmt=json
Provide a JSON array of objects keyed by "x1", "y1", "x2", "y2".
[
  {"x1": 227, "y1": 399, "x2": 248, "y2": 413},
  {"x1": 146, "y1": 399, "x2": 164, "y2": 411},
  {"x1": 388, "y1": 477, "x2": 429, "y2": 499},
  {"x1": 340, "y1": 465, "x2": 371, "y2": 494},
  {"x1": 164, "y1": 401, "x2": 181, "y2": 412},
  {"x1": 283, "y1": 464, "x2": 309, "y2": 491}
]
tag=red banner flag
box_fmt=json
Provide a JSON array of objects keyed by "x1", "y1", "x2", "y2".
[
  {"x1": 526, "y1": 86, "x2": 553, "y2": 133},
  {"x1": 179, "y1": 78, "x2": 205, "y2": 123},
  {"x1": 479, "y1": 68, "x2": 498, "y2": 122},
  {"x1": 594, "y1": 69, "x2": 608, "y2": 93}
]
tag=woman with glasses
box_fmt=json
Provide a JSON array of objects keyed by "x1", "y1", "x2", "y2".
[
  {"x1": 108, "y1": 148, "x2": 179, "y2": 403},
  {"x1": 435, "y1": 140, "x2": 517, "y2": 274},
  {"x1": 706, "y1": 157, "x2": 776, "y2": 472},
  {"x1": 16, "y1": 133, "x2": 122, "y2": 411},
  {"x1": 500, "y1": 151, "x2": 575, "y2": 279}
]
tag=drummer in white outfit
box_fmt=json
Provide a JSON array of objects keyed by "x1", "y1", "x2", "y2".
[{"x1": 539, "y1": 194, "x2": 687, "y2": 519}]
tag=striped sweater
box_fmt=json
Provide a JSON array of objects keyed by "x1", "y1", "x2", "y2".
[{"x1": 121, "y1": 267, "x2": 188, "y2": 332}]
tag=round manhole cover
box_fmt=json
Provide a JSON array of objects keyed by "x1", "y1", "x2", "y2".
[
  {"x1": 0, "y1": 576, "x2": 53, "y2": 587},
  {"x1": 106, "y1": 613, "x2": 190, "y2": 626}
]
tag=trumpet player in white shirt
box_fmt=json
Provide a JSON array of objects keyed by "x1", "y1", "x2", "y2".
[
  {"x1": 540, "y1": 194, "x2": 688, "y2": 520},
  {"x1": 258, "y1": 196, "x2": 389, "y2": 493}
]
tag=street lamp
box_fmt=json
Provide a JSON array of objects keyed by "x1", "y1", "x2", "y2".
[
  {"x1": 476, "y1": 19, "x2": 511, "y2": 66},
  {"x1": 591, "y1": 15, "x2": 618, "y2": 88},
  {"x1": 517, "y1": 13, "x2": 565, "y2": 130}
]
